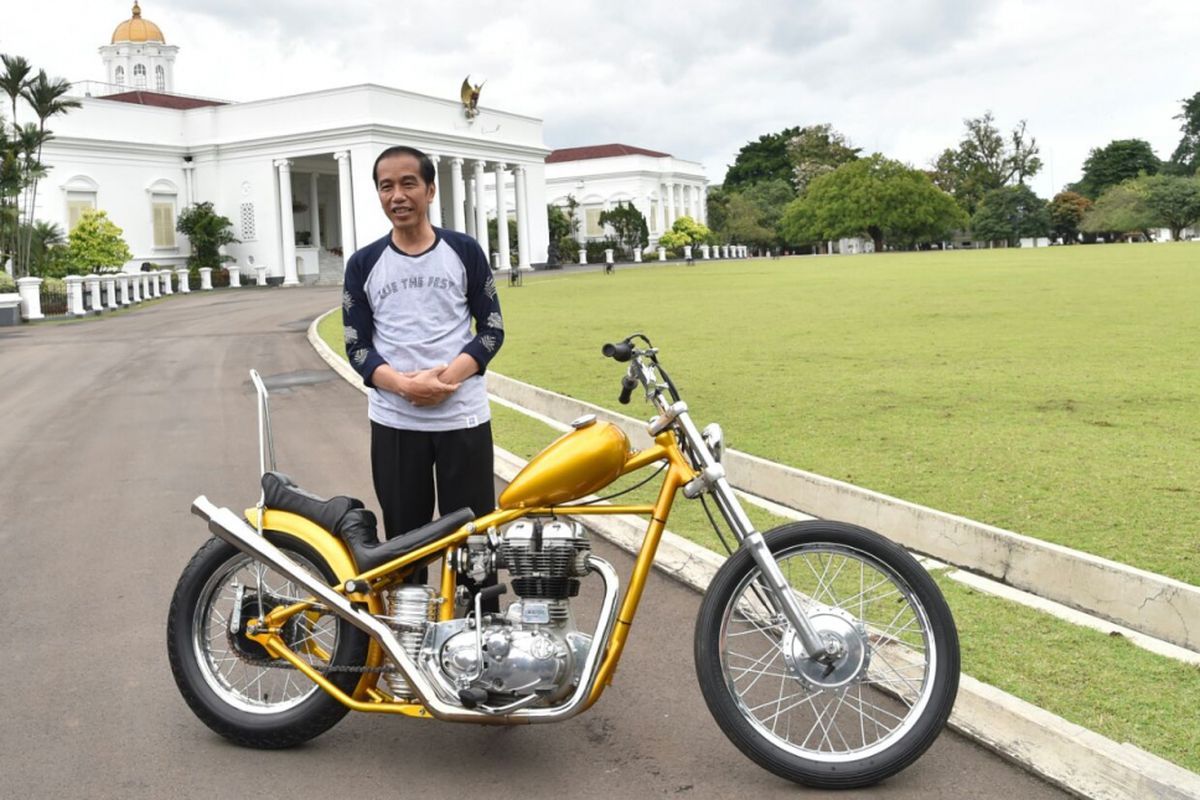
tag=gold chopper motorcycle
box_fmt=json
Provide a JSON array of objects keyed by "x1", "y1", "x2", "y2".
[{"x1": 168, "y1": 334, "x2": 959, "y2": 790}]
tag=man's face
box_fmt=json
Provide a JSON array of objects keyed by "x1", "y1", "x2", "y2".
[{"x1": 376, "y1": 154, "x2": 435, "y2": 230}]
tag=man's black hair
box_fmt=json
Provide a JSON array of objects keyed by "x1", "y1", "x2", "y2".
[{"x1": 372, "y1": 145, "x2": 436, "y2": 187}]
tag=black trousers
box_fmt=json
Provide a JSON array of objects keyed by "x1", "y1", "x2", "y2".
[{"x1": 370, "y1": 419, "x2": 498, "y2": 609}]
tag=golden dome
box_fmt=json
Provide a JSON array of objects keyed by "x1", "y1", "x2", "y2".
[{"x1": 111, "y1": 2, "x2": 165, "y2": 44}]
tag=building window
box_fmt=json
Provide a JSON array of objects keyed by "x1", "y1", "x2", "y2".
[
  {"x1": 133, "y1": 64, "x2": 146, "y2": 89},
  {"x1": 115, "y1": 66, "x2": 125, "y2": 87},
  {"x1": 240, "y1": 202, "x2": 256, "y2": 241},
  {"x1": 584, "y1": 207, "x2": 605, "y2": 238},
  {"x1": 155, "y1": 65, "x2": 165, "y2": 92},
  {"x1": 66, "y1": 191, "x2": 97, "y2": 230},
  {"x1": 151, "y1": 193, "x2": 176, "y2": 247}
]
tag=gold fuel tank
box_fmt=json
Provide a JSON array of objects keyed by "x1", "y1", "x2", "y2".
[{"x1": 499, "y1": 418, "x2": 630, "y2": 509}]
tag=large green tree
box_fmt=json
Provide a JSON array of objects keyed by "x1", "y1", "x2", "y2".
[
  {"x1": 1140, "y1": 174, "x2": 1200, "y2": 240},
  {"x1": 658, "y1": 216, "x2": 713, "y2": 251},
  {"x1": 723, "y1": 127, "x2": 800, "y2": 190},
  {"x1": 1071, "y1": 139, "x2": 1161, "y2": 199},
  {"x1": 932, "y1": 112, "x2": 1042, "y2": 215},
  {"x1": 1048, "y1": 191, "x2": 1092, "y2": 244},
  {"x1": 546, "y1": 201, "x2": 577, "y2": 265},
  {"x1": 1080, "y1": 181, "x2": 1156, "y2": 240},
  {"x1": 970, "y1": 184, "x2": 1050, "y2": 247},
  {"x1": 598, "y1": 201, "x2": 649, "y2": 258},
  {"x1": 781, "y1": 154, "x2": 966, "y2": 252},
  {"x1": 176, "y1": 202, "x2": 238, "y2": 270},
  {"x1": 1167, "y1": 91, "x2": 1200, "y2": 176},
  {"x1": 66, "y1": 209, "x2": 132, "y2": 272}
]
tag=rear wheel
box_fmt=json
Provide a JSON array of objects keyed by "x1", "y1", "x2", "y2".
[
  {"x1": 694, "y1": 521, "x2": 959, "y2": 788},
  {"x1": 166, "y1": 533, "x2": 369, "y2": 748}
]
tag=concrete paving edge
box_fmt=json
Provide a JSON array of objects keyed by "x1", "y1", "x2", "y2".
[
  {"x1": 306, "y1": 311, "x2": 1200, "y2": 800},
  {"x1": 484, "y1": 371, "x2": 1200, "y2": 654}
]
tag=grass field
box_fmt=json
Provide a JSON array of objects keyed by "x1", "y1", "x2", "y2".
[
  {"x1": 315, "y1": 245, "x2": 1200, "y2": 771},
  {"x1": 482, "y1": 245, "x2": 1200, "y2": 586}
]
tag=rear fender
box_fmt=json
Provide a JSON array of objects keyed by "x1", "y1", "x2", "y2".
[{"x1": 243, "y1": 507, "x2": 388, "y2": 698}]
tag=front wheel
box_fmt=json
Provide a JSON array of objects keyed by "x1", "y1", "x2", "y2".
[
  {"x1": 166, "y1": 533, "x2": 369, "y2": 748},
  {"x1": 694, "y1": 521, "x2": 959, "y2": 789}
]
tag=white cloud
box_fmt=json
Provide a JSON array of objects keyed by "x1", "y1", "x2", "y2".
[{"x1": 3, "y1": 0, "x2": 1198, "y2": 196}]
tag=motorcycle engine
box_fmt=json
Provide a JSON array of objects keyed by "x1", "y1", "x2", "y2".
[{"x1": 436, "y1": 519, "x2": 593, "y2": 704}]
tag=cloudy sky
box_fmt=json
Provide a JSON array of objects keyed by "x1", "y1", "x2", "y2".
[{"x1": 4, "y1": 1, "x2": 1198, "y2": 198}]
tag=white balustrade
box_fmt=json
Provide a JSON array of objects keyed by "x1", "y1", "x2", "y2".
[
  {"x1": 86, "y1": 275, "x2": 103, "y2": 312},
  {"x1": 102, "y1": 275, "x2": 118, "y2": 309},
  {"x1": 16, "y1": 276, "x2": 43, "y2": 320},
  {"x1": 176, "y1": 267, "x2": 190, "y2": 293},
  {"x1": 160, "y1": 270, "x2": 173, "y2": 295},
  {"x1": 117, "y1": 274, "x2": 131, "y2": 305},
  {"x1": 65, "y1": 276, "x2": 86, "y2": 316},
  {"x1": 130, "y1": 273, "x2": 143, "y2": 303},
  {"x1": 199, "y1": 267, "x2": 213, "y2": 290}
]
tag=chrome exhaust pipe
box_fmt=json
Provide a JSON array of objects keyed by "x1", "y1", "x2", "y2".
[{"x1": 190, "y1": 495, "x2": 620, "y2": 723}]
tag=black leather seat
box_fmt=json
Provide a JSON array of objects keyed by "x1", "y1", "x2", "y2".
[{"x1": 261, "y1": 472, "x2": 476, "y2": 572}]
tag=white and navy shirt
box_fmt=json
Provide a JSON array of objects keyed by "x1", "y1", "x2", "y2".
[{"x1": 342, "y1": 228, "x2": 503, "y2": 432}]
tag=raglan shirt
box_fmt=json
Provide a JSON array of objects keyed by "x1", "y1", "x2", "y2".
[{"x1": 342, "y1": 227, "x2": 503, "y2": 432}]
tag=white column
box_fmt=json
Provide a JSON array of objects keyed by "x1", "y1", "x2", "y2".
[
  {"x1": 16, "y1": 277, "x2": 43, "y2": 320},
  {"x1": 65, "y1": 276, "x2": 86, "y2": 316},
  {"x1": 276, "y1": 159, "x2": 299, "y2": 286},
  {"x1": 464, "y1": 172, "x2": 476, "y2": 238},
  {"x1": 428, "y1": 154, "x2": 443, "y2": 227},
  {"x1": 161, "y1": 269, "x2": 173, "y2": 295},
  {"x1": 449, "y1": 157, "x2": 466, "y2": 232},
  {"x1": 86, "y1": 275, "x2": 102, "y2": 311},
  {"x1": 309, "y1": 172, "x2": 322, "y2": 249},
  {"x1": 335, "y1": 151, "x2": 356, "y2": 269},
  {"x1": 182, "y1": 161, "x2": 195, "y2": 206},
  {"x1": 199, "y1": 267, "x2": 213, "y2": 290},
  {"x1": 664, "y1": 183, "x2": 676, "y2": 228},
  {"x1": 514, "y1": 165, "x2": 532, "y2": 270},
  {"x1": 493, "y1": 162, "x2": 510, "y2": 271},
  {"x1": 472, "y1": 160, "x2": 489, "y2": 254},
  {"x1": 699, "y1": 184, "x2": 708, "y2": 225},
  {"x1": 102, "y1": 275, "x2": 118, "y2": 309},
  {"x1": 175, "y1": 267, "x2": 190, "y2": 294},
  {"x1": 654, "y1": 191, "x2": 665, "y2": 237}
]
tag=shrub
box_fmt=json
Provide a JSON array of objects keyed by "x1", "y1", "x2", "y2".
[{"x1": 0, "y1": 272, "x2": 15, "y2": 292}]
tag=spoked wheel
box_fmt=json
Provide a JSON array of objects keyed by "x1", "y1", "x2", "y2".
[
  {"x1": 167, "y1": 534, "x2": 369, "y2": 748},
  {"x1": 694, "y1": 521, "x2": 959, "y2": 789}
]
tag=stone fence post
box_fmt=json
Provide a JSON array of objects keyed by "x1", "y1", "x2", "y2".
[
  {"x1": 701, "y1": 244, "x2": 710, "y2": 259},
  {"x1": 160, "y1": 270, "x2": 173, "y2": 295},
  {"x1": 199, "y1": 268, "x2": 213, "y2": 290},
  {"x1": 102, "y1": 274, "x2": 118, "y2": 310},
  {"x1": 633, "y1": 248, "x2": 642, "y2": 263},
  {"x1": 65, "y1": 275, "x2": 86, "y2": 317},
  {"x1": 255, "y1": 266, "x2": 268, "y2": 287},
  {"x1": 577, "y1": 248, "x2": 587, "y2": 265},
  {"x1": 130, "y1": 273, "x2": 143, "y2": 303},
  {"x1": 16, "y1": 276, "x2": 43, "y2": 320},
  {"x1": 86, "y1": 275, "x2": 102, "y2": 312},
  {"x1": 117, "y1": 274, "x2": 131, "y2": 305},
  {"x1": 176, "y1": 267, "x2": 190, "y2": 293},
  {"x1": 228, "y1": 267, "x2": 241, "y2": 288},
  {"x1": 657, "y1": 247, "x2": 666, "y2": 261}
]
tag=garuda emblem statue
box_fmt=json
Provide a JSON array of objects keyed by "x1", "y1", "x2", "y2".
[{"x1": 460, "y1": 77, "x2": 484, "y2": 120}]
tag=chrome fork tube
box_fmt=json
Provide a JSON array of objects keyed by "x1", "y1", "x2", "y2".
[
  {"x1": 674, "y1": 411, "x2": 831, "y2": 660},
  {"x1": 191, "y1": 496, "x2": 621, "y2": 723}
]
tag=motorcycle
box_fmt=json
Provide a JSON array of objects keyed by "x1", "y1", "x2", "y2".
[{"x1": 168, "y1": 334, "x2": 959, "y2": 789}]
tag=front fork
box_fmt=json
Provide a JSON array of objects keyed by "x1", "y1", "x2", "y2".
[{"x1": 675, "y1": 410, "x2": 836, "y2": 661}]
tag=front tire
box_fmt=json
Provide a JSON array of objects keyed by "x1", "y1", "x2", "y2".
[
  {"x1": 694, "y1": 521, "x2": 959, "y2": 789},
  {"x1": 167, "y1": 533, "x2": 369, "y2": 748}
]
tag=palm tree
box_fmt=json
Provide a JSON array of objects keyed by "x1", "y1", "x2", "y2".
[
  {"x1": 0, "y1": 55, "x2": 31, "y2": 270},
  {"x1": 9, "y1": 122, "x2": 47, "y2": 275},
  {"x1": 19, "y1": 70, "x2": 79, "y2": 275}
]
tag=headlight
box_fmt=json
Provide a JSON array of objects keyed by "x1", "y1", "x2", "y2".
[{"x1": 702, "y1": 422, "x2": 724, "y2": 463}]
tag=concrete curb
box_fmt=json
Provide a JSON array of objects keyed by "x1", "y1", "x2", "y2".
[
  {"x1": 485, "y1": 371, "x2": 1200, "y2": 654},
  {"x1": 307, "y1": 310, "x2": 1200, "y2": 800}
]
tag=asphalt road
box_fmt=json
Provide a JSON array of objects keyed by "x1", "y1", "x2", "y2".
[{"x1": 0, "y1": 288, "x2": 1070, "y2": 799}]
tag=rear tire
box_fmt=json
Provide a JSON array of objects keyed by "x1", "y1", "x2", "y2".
[
  {"x1": 166, "y1": 533, "x2": 369, "y2": 748},
  {"x1": 694, "y1": 521, "x2": 959, "y2": 788}
]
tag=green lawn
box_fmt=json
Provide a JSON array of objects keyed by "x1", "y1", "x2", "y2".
[{"x1": 483, "y1": 246, "x2": 1200, "y2": 586}]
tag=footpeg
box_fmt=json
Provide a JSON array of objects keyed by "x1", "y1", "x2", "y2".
[{"x1": 458, "y1": 687, "x2": 488, "y2": 709}]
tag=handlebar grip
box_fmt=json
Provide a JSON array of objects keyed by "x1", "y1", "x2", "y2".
[
  {"x1": 602, "y1": 341, "x2": 634, "y2": 362},
  {"x1": 618, "y1": 375, "x2": 637, "y2": 405}
]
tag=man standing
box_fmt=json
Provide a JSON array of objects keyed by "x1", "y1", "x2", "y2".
[{"x1": 342, "y1": 146, "x2": 503, "y2": 556}]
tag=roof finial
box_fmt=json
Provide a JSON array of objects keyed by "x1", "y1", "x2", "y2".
[{"x1": 132, "y1": 2, "x2": 142, "y2": 18}]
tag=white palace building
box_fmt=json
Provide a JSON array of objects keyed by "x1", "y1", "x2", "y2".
[{"x1": 23, "y1": 3, "x2": 710, "y2": 283}]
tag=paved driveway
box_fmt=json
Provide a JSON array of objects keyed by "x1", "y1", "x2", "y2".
[{"x1": 0, "y1": 288, "x2": 1069, "y2": 799}]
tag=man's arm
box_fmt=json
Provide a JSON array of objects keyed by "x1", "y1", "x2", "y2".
[
  {"x1": 342, "y1": 252, "x2": 388, "y2": 387},
  {"x1": 458, "y1": 241, "x2": 505, "y2": 374}
]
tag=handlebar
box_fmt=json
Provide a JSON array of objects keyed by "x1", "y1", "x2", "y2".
[{"x1": 601, "y1": 341, "x2": 634, "y2": 362}]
